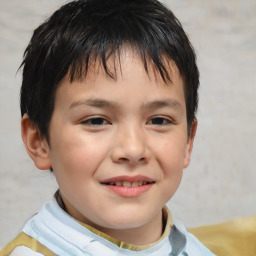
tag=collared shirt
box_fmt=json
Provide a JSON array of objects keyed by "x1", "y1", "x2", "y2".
[{"x1": 1, "y1": 198, "x2": 215, "y2": 256}]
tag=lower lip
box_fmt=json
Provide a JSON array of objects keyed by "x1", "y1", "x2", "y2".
[{"x1": 103, "y1": 184, "x2": 153, "y2": 198}]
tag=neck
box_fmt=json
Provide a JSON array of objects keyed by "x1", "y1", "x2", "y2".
[
  {"x1": 55, "y1": 190, "x2": 164, "y2": 246},
  {"x1": 97, "y1": 211, "x2": 163, "y2": 246}
]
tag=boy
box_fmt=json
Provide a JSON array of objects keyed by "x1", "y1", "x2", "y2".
[{"x1": 0, "y1": 0, "x2": 215, "y2": 255}]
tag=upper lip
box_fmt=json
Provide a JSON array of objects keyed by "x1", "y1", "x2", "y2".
[{"x1": 100, "y1": 175, "x2": 155, "y2": 184}]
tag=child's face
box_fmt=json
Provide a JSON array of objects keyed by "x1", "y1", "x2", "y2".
[{"x1": 32, "y1": 50, "x2": 196, "y2": 236}]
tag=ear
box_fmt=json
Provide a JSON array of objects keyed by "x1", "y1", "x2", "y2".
[
  {"x1": 183, "y1": 119, "x2": 197, "y2": 168},
  {"x1": 21, "y1": 114, "x2": 52, "y2": 170}
]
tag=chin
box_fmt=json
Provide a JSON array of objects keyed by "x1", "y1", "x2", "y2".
[{"x1": 101, "y1": 209, "x2": 155, "y2": 230}]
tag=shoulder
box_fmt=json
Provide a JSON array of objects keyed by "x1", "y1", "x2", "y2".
[
  {"x1": 0, "y1": 232, "x2": 56, "y2": 256},
  {"x1": 184, "y1": 231, "x2": 216, "y2": 255},
  {"x1": 9, "y1": 246, "x2": 44, "y2": 256},
  {"x1": 172, "y1": 219, "x2": 216, "y2": 255}
]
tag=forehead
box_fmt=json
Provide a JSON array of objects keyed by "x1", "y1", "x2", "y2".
[
  {"x1": 66, "y1": 46, "x2": 183, "y2": 88},
  {"x1": 55, "y1": 49, "x2": 185, "y2": 112}
]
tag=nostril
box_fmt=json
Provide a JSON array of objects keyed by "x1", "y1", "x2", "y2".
[
  {"x1": 138, "y1": 156, "x2": 146, "y2": 162},
  {"x1": 118, "y1": 157, "x2": 129, "y2": 162},
  {"x1": 114, "y1": 156, "x2": 147, "y2": 165},
  {"x1": 111, "y1": 140, "x2": 149, "y2": 165}
]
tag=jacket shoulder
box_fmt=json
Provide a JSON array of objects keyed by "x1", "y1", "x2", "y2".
[
  {"x1": 0, "y1": 232, "x2": 56, "y2": 256},
  {"x1": 9, "y1": 246, "x2": 44, "y2": 256}
]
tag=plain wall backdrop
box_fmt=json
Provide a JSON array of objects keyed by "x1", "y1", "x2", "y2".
[{"x1": 0, "y1": 0, "x2": 256, "y2": 248}]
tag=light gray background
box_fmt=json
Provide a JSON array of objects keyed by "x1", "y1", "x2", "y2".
[{"x1": 0, "y1": 0, "x2": 255, "y2": 248}]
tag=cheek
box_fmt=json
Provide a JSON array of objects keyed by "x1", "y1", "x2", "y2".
[
  {"x1": 158, "y1": 140, "x2": 186, "y2": 194},
  {"x1": 50, "y1": 132, "x2": 108, "y2": 179},
  {"x1": 155, "y1": 137, "x2": 188, "y2": 169}
]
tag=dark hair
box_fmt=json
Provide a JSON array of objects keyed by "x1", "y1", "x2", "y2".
[{"x1": 20, "y1": 0, "x2": 199, "y2": 140}]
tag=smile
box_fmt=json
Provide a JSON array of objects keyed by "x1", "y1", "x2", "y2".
[
  {"x1": 104, "y1": 181, "x2": 154, "y2": 187},
  {"x1": 101, "y1": 176, "x2": 155, "y2": 197}
]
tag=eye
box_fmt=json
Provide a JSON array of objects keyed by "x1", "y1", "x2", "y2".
[
  {"x1": 81, "y1": 117, "x2": 110, "y2": 126},
  {"x1": 148, "y1": 116, "x2": 173, "y2": 125}
]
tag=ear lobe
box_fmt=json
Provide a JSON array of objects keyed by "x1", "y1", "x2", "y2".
[
  {"x1": 183, "y1": 119, "x2": 198, "y2": 168},
  {"x1": 21, "y1": 114, "x2": 52, "y2": 170}
]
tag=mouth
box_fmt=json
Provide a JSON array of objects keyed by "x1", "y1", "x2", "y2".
[
  {"x1": 100, "y1": 176, "x2": 155, "y2": 197},
  {"x1": 102, "y1": 181, "x2": 154, "y2": 187}
]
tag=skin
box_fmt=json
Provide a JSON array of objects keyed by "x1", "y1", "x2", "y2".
[{"x1": 21, "y1": 49, "x2": 197, "y2": 246}]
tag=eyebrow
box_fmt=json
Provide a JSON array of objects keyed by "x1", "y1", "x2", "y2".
[
  {"x1": 70, "y1": 98, "x2": 183, "y2": 112},
  {"x1": 70, "y1": 98, "x2": 118, "y2": 109},
  {"x1": 142, "y1": 99, "x2": 183, "y2": 112}
]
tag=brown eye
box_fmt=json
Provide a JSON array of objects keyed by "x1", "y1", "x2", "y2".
[
  {"x1": 149, "y1": 117, "x2": 172, "y2": 125},
  {"x1": 89, "y1": 118, "x2": 105, "y2": 125},
  {"x1": 81, "y1": 117, "x2": 109, "y2": 126}
]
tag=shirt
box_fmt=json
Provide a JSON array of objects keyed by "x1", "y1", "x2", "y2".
[{"x1": 1, "y1": 199, "x2": 215, "y2": 256}]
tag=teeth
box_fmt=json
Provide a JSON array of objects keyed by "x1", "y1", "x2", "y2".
[
  {"x1": 116, "y1": 181, "x2": 122, "y2": 186},
  {"x1": 132, "y1": 181, "x2": 139, "y2": 187},
  {"x1": 108, "y1": 181, "x2": 150, "y2": 187},
  {"x1": 123, "y1": 181, "x2": 132, "y2": 187}
]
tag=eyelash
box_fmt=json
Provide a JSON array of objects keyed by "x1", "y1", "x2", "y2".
[
  {"x1": 80, "y1": 117, "x2": 110, "y2": 126},
  {"x1": 147, "y1": 116, "x2": 173, "y2": 126},
  {"x1": 80, "y1": 116, "x2": 173, "y2": 127}
]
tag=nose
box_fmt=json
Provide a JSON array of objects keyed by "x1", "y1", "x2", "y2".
[{"x1": 111, "y1": 124, "x2": 150, "y2": 166}]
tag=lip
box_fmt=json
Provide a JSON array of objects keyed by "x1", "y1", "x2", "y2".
[
  {"x1": 101, "y1": 175, "x2": 155, "y2": 183},
  {"x1": 100, "y1": 175, "x2": 155, "y2": 198}
]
